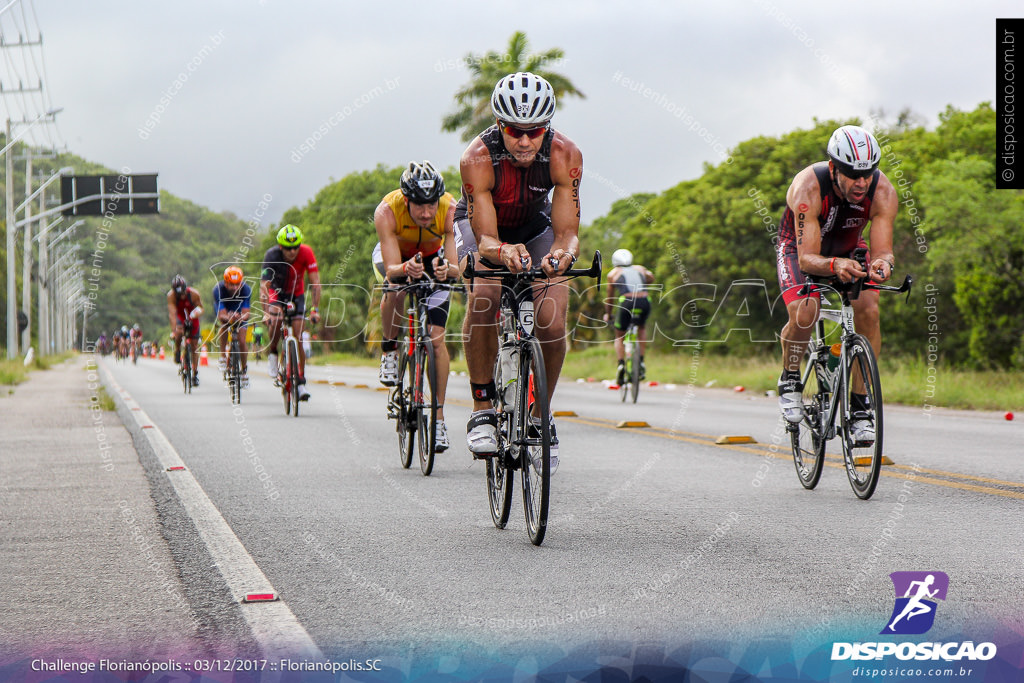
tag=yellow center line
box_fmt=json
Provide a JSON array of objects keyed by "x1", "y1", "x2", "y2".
[
  {"x1": 557, "y1": 415, "x2": 1024, "y2": 500},
  {"x1": 336, "y1": 381, "x2": 1024, "y2": 500}
]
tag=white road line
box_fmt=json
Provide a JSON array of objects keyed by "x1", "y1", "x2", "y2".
[{"x1": 101, "y1": 361, "x2": 323, "y2": 661}]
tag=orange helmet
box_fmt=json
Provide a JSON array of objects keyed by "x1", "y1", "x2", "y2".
[{"x1": 223, "y1": 265, "x2": 244, "y2": 285}]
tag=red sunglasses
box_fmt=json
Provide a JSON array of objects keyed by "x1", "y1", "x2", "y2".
[{"x1": 499, "y1": 122, "x2": 548, "y2": 139}]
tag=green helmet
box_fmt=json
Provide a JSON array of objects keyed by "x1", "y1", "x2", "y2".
[{"x1": 277, "y1": 224, "x2": 303, "y2": 248}]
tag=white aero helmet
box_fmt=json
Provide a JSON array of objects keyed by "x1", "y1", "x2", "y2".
[
  {"x1": 491, "y1": 72, "x2": 556, "y2": 127},
  {"x1": 827, "y1": 125, "x2": 881, "y2": 177},
  {"x1": 611, "y1": 249, "x2": 633, "y2": 267}
]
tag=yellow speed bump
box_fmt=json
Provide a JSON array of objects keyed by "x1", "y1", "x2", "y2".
[
  {"x1": 553, "y1": 410, "x2": 577, "y2": 417},
  {"x1": 375, "y1": 387, "x2": 389, "y2": 392},
  {"x1": 616, "y1": 420, "x2": 650, "y2": 428},
  {"x1": 856, "y1": 455, "x2": 896, "y2": 466},
  {"x1": 354, "y1": 383, "x2": 369, "y2": 389},
  {"x1": 715, "y1": 435, "x2": 757, "y2": 445}
]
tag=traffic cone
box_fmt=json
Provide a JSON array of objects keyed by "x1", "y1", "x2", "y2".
[
  {"x1": 200, "y1": 345, "x2": 209, "y2": 367},
  {"x1": 159, "y1": 347, "x2": 165, "y2": 360}
]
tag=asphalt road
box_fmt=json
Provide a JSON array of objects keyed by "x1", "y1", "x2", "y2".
[{"x1": 102, "y1": 353, "x2": 1024, "y2": 671}]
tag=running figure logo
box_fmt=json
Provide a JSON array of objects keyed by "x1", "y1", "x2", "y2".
[{"x1": 881, "y1": 571, "x2": 949, "y2": 635}]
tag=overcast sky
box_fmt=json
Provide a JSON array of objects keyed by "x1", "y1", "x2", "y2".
[{"x1": 6, "y1": 1, "x2": 1007, "y2": 229}]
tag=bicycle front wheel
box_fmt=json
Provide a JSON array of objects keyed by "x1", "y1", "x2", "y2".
[
  {"x1": 182, "y1": 343, "x2": 193, "y2": 394},
  {"x1": 790, "y1": 347, "x2": 826, "y2": 490},
  {"x1": 486, "y1": 354, "x2": 514, "y2": 528},
  {"x1": 416, "y1": 339, "x2": 438, "y2": 476},
  {"x1": 396, "y1": 349, "x2": 414, "y2": 469},
  {"x1": 519, "y1": 337, "x2": 550, "y2": 546},
  {"x1": 289, "y1": 339, "x2": 300, "y2": 417},
  {"x1": 841, "y1": 334, "x2": 883, "y2": 500},
  {"x1": 230, "y1": 340, "x2": 241, "y2": 404}
]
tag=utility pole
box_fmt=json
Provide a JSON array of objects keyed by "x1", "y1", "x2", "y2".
[
  {"x1": 5, "y1": 117, "x2": 14, "y2": 358},
  {"x1": 21, "y1": 147, "x2": 32, "y2": 350}
]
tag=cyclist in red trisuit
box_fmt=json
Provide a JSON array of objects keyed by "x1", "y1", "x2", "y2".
[
  {"x1": 776, "y1": 125, "x2": 898, "y2": 444},
  {"x1": 457, "y1": 72, "x2": 583, "y2": 474},
  {"x1": 167, "y1": 275, "x2": 204, "y2": 386},
  {"x1": 260, "y1": 225, "x2": 321, "y2": 401}
]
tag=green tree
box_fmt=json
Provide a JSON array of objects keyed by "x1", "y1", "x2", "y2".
[{"x1": 441, "y1": 31, "x2": 585, "y2": 142}]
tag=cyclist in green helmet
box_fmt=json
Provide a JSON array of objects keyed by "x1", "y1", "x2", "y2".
[{"x1": 260, "y1": 224, "x2": 321, "y2": 401}]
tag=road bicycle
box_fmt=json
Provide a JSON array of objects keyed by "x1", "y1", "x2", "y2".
[
  {"x1": 464, "y1": 250, "x2": 602, "y2": 546},
  {"x1": 385, "y1": 275, "x2": 463, "y2": 476},
  {"x1": 224, "y1": 320, "x2": 245, "y2": 405},
  {"x1": 179, "y1": 319, "x2": 197, "y2": 394},
  {"x1": 273, "y1": 303, "x2": 303, "y2": 417},
  {"x1": 788, "y1": 252, "x2": 912, "y2": 499},
  {"x1": 619, "y1": 315, "x2": 641, "y2": 404}
]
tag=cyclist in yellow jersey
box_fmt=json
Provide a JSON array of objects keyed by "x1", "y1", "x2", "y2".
[{"x1": 373, "y1": 161, "x2": 458, "y2": 451}]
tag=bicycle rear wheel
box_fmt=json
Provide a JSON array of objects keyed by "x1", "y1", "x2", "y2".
[
  {"x1": 519, "y1": 337, "x2": 550, "y2": 546},
  {"x1": 619, "y1": 341, "x2": 630, "y2": 403},
  {"x1": 629, "y1": 338, "x2": 641, "y2": 404},
  {"x1": 416, "y1": 339, "x2": 438, "y2": 476},
  {"x1": 396, "y1": 349, "x2": 414, "y2": 469},
  {"x1": 289, "y1": 339, "x2": 300, "y2": 417},
  {"x1": 790, "y1": 346, "x2": 826, "y2": 489},
  {"x1": 841, "y1": 334, "x2": 883, "y2": 499}
]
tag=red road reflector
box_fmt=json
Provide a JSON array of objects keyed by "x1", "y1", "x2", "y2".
[
  {"x1": 242, "y1": 592, "x2": 279, "y2": 603},
  {"x1": 142, "y1": 425, "x2": 155, "y2": 429},
  {"x1": 166, "y1": 466, "x2": 186, "y2": 471},
  {"x1": 608, "y1": 384, "x2": 620, "y2": 390}
]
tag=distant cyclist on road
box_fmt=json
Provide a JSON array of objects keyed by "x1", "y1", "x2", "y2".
[
  {"x1": 373, "y1": 161, "x2": 459, "y2": 452},
  {"x1": 213, "y1": 265, "x2": 252, "y2": 388},
  {"x1": 603, "y1": 248, "x2": 654, "y2": 384},
  {"x1": 260, "y1": 225, "x2": 321, "y2": 402},
  {"x1": 457, "y1": 72, "x2": 583, "y2": 474},
  {"x1": 776, "y1": 125, "x2": 898, "y2": 444},
  {"x1": 129, "y1": 323, "x2": 143, "y2": 360},
  {"x1": 167, "y1": 275, "x2": 203, "y2": 386}
]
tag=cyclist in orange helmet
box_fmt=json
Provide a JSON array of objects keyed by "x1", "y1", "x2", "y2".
[{"x1": 213, "y1": 265, "x2": 252, "y2": 387}]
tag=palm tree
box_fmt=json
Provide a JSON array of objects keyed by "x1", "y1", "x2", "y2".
[{"x1": 441, "y1": 31, "x2": 585, "y2": 142}]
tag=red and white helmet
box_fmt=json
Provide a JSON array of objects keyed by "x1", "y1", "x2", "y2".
[
  {"x1": 491, "y1": 72, "x2": 556, "y2": 127},
  {"x1": 827, "y1": 125, "x2": 881, "y2": 177}
]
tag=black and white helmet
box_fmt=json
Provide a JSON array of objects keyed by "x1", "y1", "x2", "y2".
[
  {"x1": 490, "y1": 72, "x2": 556, "y2": 127},
  {"x1": 827, "y1": 125, "x2": 881, "y2": 177},
  {"x1": 400, "y1": 160, "x2": 445, "y2": 204}
]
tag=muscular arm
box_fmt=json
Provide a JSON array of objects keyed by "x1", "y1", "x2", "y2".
[
  {"x1": 788, "y1": 168, "x2": 830, "y2": 277},
  {"x1": 460, "y1": 138, "x2": 506, "y2": 266},
  {"x1": 545, "y1": 134, "x2": 583, "y2": 274},
  {"x1": 167, "y1": 292, "x2": 177, "y2": 327},
  {"x1": 374, "y1": 202, "x2": 408, "y2": 281},
  {"x1": 441, "y1": 202, "x2": 458, "y2": 278},
  {"x1": 308, "y1": 269, "x2": 321, "y2": 309},
  {"x1": 605, "y1": 268, "x2": 621, "y2": 317},
  {"x1": 866, "y1": 174, "x2": 898, "y2": 282}
]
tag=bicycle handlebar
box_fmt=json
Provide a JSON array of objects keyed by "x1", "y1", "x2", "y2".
[
  {"x1": 799, "y1": 274, "x2": 914, "y2": 302},
  {"x1": 463, "y1": 250, "x2": 603, "y2": 291}
]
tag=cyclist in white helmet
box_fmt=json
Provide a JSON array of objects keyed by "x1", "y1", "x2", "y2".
[
  {"x1": 604, "y1": 248, "x2": 654, "y2": 384},
  {"x1": 775, "y1": 124, "x2": 898, "y2": 444},
  {"x1": 456, "y1": 71, "x2": 582, "y2": 474}
]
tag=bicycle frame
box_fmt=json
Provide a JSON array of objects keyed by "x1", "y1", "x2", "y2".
[{"x1": 464, "y1": 251, "x2": 602, "y2": 545}]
